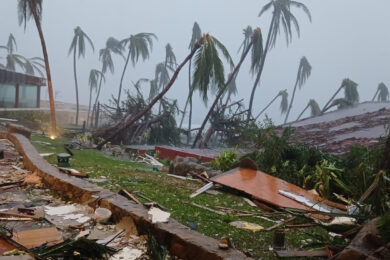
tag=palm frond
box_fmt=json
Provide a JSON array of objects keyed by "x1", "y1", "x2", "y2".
[
  {"x1": 192, "y1": 34, "x2": 230, "y2": 103},
  {"x1": 189, "y1": 22, "x2": 202, "y2": 50},
  {"x1": 308, "y1": 99, "x2": 320, "y2": 116},
  {"x1": 165, "y1": 43, "x2": 177, "y2": 68},
  {"x1": 99, "y1": 37, "x2": 123, "y2": 73},
  {"x1": 377, "y1": 83, "x2": 389, "y2": 102},
  {"x1": 250, "y1": 27, "x2": 264, "y2": 75},
  {"x1": 238, "y1": 26, "x2": 253, "y2": 55},
  {"x1": 124, "y1": 33, "x2": 157, "y2": 66},
  {"x1": 279, "y1": 89, "x2": 288, "y2": 114},
  {"x1": 6, "y1": 34, "x2": 17, "y2": 53},
  {"x1": 17, "y1": 0, "x2": 42, "y2": 29},
  {"x1": 342, "y1": 78, "x2": 359, "y2": 104},
  {"x1": 69, "y1": 26, "x2": 94, "y2": 58},
  {"x1": 260, "y1": 0, "x2": 311, "y2": 49},
  {"x1": 296, "y1": 56, "x2": 312, "y2": 88},
  {"x1": 89, "y1": 69, "x2": 104, "y2": 92}
]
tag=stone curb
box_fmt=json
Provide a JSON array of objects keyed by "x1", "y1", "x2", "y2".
[{"x1": 0, "y1": 132, "x2": 252, "y2": 260}]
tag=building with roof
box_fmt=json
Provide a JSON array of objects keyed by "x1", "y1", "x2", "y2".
[
  {"x1": 283, "y1": 102, "x2": 390, "y2": 154},
  {"x1": 0, "y1": 68, "x2": 46, "y2": 108}
]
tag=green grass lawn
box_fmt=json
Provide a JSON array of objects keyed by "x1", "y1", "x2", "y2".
[{"x1": 31, "y1": 133, "x2": 337, "y2": 259}]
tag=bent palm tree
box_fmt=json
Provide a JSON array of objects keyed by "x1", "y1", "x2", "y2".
[
  {"x1": 247, "y1": 0, "x2": 312, "y2": 121},
  {"x1": 192, "y1": 28, "x2": 263, "y2": 148},
  {"x1": 179, "y1": 22, "x2": 202, "y2": 145},
  {"x1": 17, "y1": 0, "x2": 57, "y2": 137},
  {"x1": 0, "y1": 34, "x2": 18, "y2": 54},
  {"x1": 91, "y1": 37, "x2": 123, "y2": 126},
  {"x1": 255, "y1": 89, "x2": 288, "y2": 120},
  {"x1": 322, "y1": 78, "x2": 359, "y2": 113},
  {"x1": 97, "y1": 34, "x2": 231, "y2": 149},
  {"x1": 87, "y1": 69, "x2": 104, "y2": 127},
  {"x1": 284, "y1": 56, "x2": 312, "y2": 123},
  {"x1": 296, "y1": 99, "x2": 320, "y2": 120},
  {"x1": 117, "y1": 33, "x2": 156, "y2": 108},
  {"x1": 372, "y1": 83, "x2": 389, "y2": 102},
  {"x1": 69, "y1": 26, "x2": 94, "y2": 125}
]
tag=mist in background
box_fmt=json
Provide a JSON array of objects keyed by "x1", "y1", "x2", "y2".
[{"x1": 1, "y1": 0, "x2": 389, "y2": 125}]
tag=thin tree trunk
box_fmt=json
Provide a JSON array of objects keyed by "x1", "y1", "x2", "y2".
[
  {"x1": 117, "y1": 48, "x2": 131, "y2": 110},
  {"x1": 321, "y1": 86, "x2": 343, "y2": 113},
  {"x1": 296, "y1": 103, "x2": 309, "y2": 121},
  {"x1": 29, "y1": 0, "x2": 57, "y2": 137},
  {"x1": 284, "y1": 79, "x2": 299, "y2": 124},
  {"x1": 179, "y1": 95, "x2": 189, "y2": 129},
  {"x1": 187, "y1": 95, "x2": 193, "y2": 145},
  {"x1": 247, "y1": 15, "x2": 275, "y2": 122},
  {"x1": 91, "y1": 73, "x2": 103, "y2": 127},
  {"x1": 255, "y1": 93, "x2": 279, "y2": 120},
  {"x1": 179, "y1": 59, "x2": 193, "y2": 129},
  {"x1": 86, "y1": 86, "x2": 93, "y2": 129},
  {"x1": 198, "y1": 126, "x2": 215, "y2": 148},
  {"x1": 372, "y1": 89, "x2": 379, "y2": 102},
  {"x1": 192, "y1": 40, "x2": 254, "y2": 148},
  {"x1": 96, "y1": 40, "x2": 203, "y2": 149},
  {"x1": 73, "y1": 48, "x2": 79, "y2": 125}
]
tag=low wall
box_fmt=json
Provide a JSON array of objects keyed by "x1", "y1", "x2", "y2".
[{"x1": 0, "y1": 132, "x2": 251, "y2": 260}]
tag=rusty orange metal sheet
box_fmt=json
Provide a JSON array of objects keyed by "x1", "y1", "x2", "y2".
[{"x1": 212, "y1": 168, "x2": 346, "y2": 211}]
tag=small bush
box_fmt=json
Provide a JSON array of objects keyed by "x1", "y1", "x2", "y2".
[{"x1": 211, "y1": 150, "x2": 239, "y2": 172}]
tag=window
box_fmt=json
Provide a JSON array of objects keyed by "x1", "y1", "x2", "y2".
[
  {"x1": 0, "y1": 84, "x2": 16, "y2": 108},
  {"x1": 19, "y1": 84, "x2": 38, "y2": 108}
]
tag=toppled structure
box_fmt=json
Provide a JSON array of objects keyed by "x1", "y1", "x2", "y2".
[{"x1": 284, "y1": 102, "x2": 390, "y2": 154}]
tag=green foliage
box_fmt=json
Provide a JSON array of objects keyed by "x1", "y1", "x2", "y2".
[
  {"x1": 242, "y1": 122, "x2": 389, "y2": 214},
  {"x1": 307, "y1": 160, "x2": 350, "y2": 199},
  {"x1": 147, "y1": 99, "x2": 180, "y2": 146},
  {"x1": 192, "y1": 34, "x2": 234, "y2": 103},
  {"x1": 211, "y1": 150, "x2": 239, "y2": 171}
]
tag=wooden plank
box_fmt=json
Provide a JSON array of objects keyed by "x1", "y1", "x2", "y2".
[
  {"x1": 275, "y1": 250, "x2": 328, "y2": 257},
  {"x1": 190, "y1": 183, "x2": 213, "y2": 198},
  {"x1": 285, "y1": 223, "x2": 317, "y2": 228},
  {"x1": 12, "y1": 227, "x2": 63, "y2": 249},
  {"x1": 190, "y1": 203, "x2": 226, "y2": 216},
  {"x1": 265, "y1": 217, "x2": 295, "y2": 231},
  {"x1": 119, "y1": 189, "x2": 141, "y2": 204}
]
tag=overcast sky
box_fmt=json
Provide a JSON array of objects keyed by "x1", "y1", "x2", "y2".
[{"x1": 1, "y1": 0, "x2": 390, "y2": 125}]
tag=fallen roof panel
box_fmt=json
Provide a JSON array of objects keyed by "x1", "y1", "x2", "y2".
[{"x1": 212, "y1": 168, "x2": 346, "y2": 212}]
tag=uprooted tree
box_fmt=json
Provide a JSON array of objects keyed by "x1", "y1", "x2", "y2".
[{"x1": 95, "y1": 34, "x2": 225, "y2": 149}]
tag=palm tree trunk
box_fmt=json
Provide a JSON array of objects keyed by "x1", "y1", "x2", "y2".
[
  {"x1": 192, "y1": 40, "x2": 254, "y2": 148},
  {"x1": 87, "y1": 86, "x2": 93, "y2": 129},
  {"x1": 118, "y1": 48, "x2": 131, "y2": 109},
  {"x1": 179, "y1": 59, "x2": 193, "y2": 129},
  {"x1": 321, "y1": 86, "x2": 343, "y2": 113},
  {"x1": 73, "y1": 48, "x2": 79, "y2": 125},
  {"x1": 372, "y1": 89, "x2": 380, "y2": 102},
  {"x1": 284, "y1": 79, "x2": 299, "y2": 124},
  {"x1": 179, "y1": 96, "x2": 189, "y2": 129},
  {"x1": 187, "y1": 95, "x2": 193, "y2": 145},
  {"x1": 91, "y1": 73, "x2": 103, "y2": 127},
  {"x1": 247, "y1": 15, "x2": 275, "y2": 122},
  {"x1": 96, "y1": 40, "x2": 203, "y2": 150},
  {"x1": 296, "y1": 103, "x2": 309, "y2": 121},
  {"x1": 28, "y1": 0, "x2": 57, "y2": 137},
  {"x1": 255, "y1": 93, "x2": 279, "y2": 120}
]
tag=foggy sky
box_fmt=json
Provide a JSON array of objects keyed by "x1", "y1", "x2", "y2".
[{"x1": 1, "y1": 0, "x2": 390, "y2": 125}]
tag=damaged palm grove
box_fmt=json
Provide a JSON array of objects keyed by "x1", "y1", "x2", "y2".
[{"x1": 1, "y1": 0, "x2": 390, "y2": 259}]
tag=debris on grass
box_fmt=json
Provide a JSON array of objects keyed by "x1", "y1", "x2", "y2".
[
  {"x1": 190, "y1": 182, "x2": 213, "y2": 198},
  {"x1": 148, "y1": 207, "x2": 170, "y2": 223},
  {"x1": 229, "y1": 221, "x2": 264, "y2": 231}
]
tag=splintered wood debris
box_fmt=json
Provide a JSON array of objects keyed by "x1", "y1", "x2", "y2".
[{"x1": 0, "y1": 138, "x2": 151, "y2": 259}]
